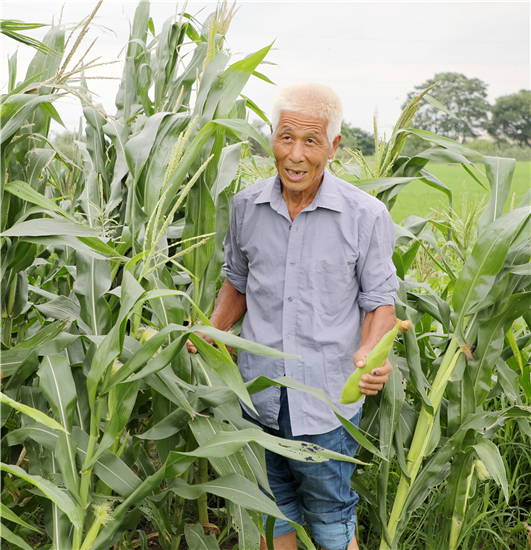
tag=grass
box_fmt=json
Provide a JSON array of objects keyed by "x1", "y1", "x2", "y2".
[{"x1": 387, "y1": 161, "x2": 530, "y2": 224}]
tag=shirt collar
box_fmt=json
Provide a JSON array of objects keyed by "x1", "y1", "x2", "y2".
[{"x1": 253, "y1": 168, "x2": 343, "y2": 213}]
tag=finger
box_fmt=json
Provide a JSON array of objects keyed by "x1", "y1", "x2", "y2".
[
  {"x1": 361, "y1": 372, "x2": 390, "y2": 386},
  {"x1": 359, "y1": 386, "x2": 383, "y2": 396},
  {"x1": 358, "y1": 378, "x2": 386, "y2": 395},
  {"x1": 353, "y1": 353, "x2": 367, "y2": 369},
  {"x1": 370, "y1": 358, "x2": 392, "y2": 376},
  {"x1": 186, "y1": 339, "x2": 198, "y2": 354}
]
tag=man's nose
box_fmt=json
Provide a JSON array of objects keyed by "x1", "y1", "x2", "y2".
[{"x1": 288, "y1": 140, "x2": 304, "y2": 163}]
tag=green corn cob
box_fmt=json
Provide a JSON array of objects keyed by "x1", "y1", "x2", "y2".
[{"x1": 339, "y1": 318, "x2": 411, "y2": 404}]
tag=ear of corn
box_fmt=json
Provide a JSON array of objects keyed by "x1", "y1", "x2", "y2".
[{"x1": 339, "y1": 318, "x2": 411, "y2": 404}]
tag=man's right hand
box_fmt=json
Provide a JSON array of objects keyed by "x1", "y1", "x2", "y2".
[
  {"x1": 186, "y1": 331, "x2": 235, "y2": 358},
  {"x1": 186, "y1": 279, "x2": 246, "y2": 356},
  {"x1": 186, "y1": 331, "x2": 214, "y2": 354}
]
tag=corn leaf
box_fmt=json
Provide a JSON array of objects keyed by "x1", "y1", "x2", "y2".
[
  {"x1": 0, "y1": 392, "x2": 66, "y2": 433},
  {"x1": 159, "y1": 473, "x2": 317, "y2": 550},
  {"x1": 452, "y1": 207, "x2": 531, "y2": 343},
  {"x1": 472, "y1": 439, "x2": 509, "y2": 502},
  {"x1": 0, "y1": 463, "x2": 82, "y2": 529},
  {"x1": 246, "y1": 376, "x2": 384, "y2": 459},
  {"x1": 73, "y1": 252, "x2": 113, "y2": 335},
  {"x1": 477, "y1": 156, "x2": 516, "y2": 235},
  {"x1": 1, "y1": 217, "x2": 103, "y2": 237},
  {"x1": 0, "y1": 525, "x2": 33, "y2": 550},
  {"x1": 1, "y1": 502, "x2": 43, "y2": 533},
  {"x1": 185, "y1": 523, "x2": 221, "y2": 550}
]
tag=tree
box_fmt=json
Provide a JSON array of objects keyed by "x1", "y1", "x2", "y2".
[
  {"x1": 488, "y1": 89, "x2": 531, "y2": 147},
  {"x1": 403, "y1": 72, "x2": 490, "y2": 142},
  {"x1": 338, "y1": 122, "x2": 375, "y2": 156}
]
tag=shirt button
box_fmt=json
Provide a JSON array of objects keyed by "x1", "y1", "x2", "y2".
[
  {"x1": 289, "y1": 225, "x2": 292, "y2": 230},
  {"x1": 290, "y1": 260, "x2": 295, "y2": 266},
  {"x1": 286, "y1": 334, "x2": 291, "y2": 339},
  {"x1": 288, "y1": 296, "x2": 293, "y2": 302}
]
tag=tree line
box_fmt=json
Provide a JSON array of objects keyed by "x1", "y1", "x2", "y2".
[{"x1": 342, "y1": 72, "x2": 530, "y2": 157}]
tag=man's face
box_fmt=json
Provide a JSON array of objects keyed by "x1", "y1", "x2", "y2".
[{"x1": 272, "y1": 111, "x2": 341, "y2": 196}]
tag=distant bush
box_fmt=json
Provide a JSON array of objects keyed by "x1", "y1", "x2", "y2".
[
  {"x1": 464, "y1": 138, "x2": 531, "y2": 161},
  {"x1": 400, "y1": 133, "x2": 531, "y2": 162}
]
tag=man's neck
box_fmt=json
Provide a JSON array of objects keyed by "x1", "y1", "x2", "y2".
[{"x1": 280, "y1": 173, "x2": 324, "y2": 221}]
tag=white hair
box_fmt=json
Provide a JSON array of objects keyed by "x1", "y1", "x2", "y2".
[{"x1": 271, "y1": 82, "x2": 343, "y2": 144}]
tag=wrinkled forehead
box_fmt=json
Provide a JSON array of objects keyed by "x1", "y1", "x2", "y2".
[{"x1": 275, "y1": 110, "x2": 329, "y2": 135}]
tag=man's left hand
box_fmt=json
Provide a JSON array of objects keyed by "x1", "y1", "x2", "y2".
[{"x1": 352, "y1": 351, "x2": 392, "y2": 396}]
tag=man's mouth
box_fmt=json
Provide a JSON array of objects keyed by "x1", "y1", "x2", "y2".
[{"x1": 286, "y1": 168, "x2": 307, "y2": 179}]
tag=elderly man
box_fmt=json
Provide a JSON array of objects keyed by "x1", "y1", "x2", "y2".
[{"x1": 191, "y1": 82, "x2": 398, "y2": 550}]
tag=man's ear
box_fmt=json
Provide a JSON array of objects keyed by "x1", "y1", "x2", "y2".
[{"x1": 328, "y1": 134, "x2": 342, "y2": 159}]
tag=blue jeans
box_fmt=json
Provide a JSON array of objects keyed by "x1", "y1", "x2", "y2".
[{"x1": 242, "y1": 388, "x2": 361, "y2": 550}]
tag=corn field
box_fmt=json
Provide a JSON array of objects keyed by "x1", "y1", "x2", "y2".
[{"x1": 1, "y1": 2, "x2": 530, "y2": 550}]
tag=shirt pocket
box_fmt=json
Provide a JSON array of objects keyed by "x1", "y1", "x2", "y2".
[{"x1": 311, "y1": 261, "x2": 355, "y2": 317}]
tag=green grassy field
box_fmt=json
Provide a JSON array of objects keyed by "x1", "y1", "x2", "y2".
[{"x1": 388, "y1": 161, "x2": 530, "y2": 224}]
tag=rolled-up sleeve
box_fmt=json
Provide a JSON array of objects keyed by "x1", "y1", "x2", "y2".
[
  {"x1": 222, "y1": 196, "x2": 248, "y2": 294},
  {"x1": 357, "y1": 209, "x2": 398, "y2": 312}
]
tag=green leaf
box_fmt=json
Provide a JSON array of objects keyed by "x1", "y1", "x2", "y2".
[
  {"x1": 71, "y1": 427, "x2": 142, "y2": 497},
  {"x1": 86, "y1": 272, "x2": 145, "y2": 411},
  {"x1": 0, "y1": 463, "x2": 82, "y2": 529},
  {"x1": 0, "y1": 502, "x2": 43, "y2": 533},
  {"x1": 469, "y1": 292, "x2": 531, "y2": 407},
  {"x1": 80, "y1": 414, "x2": 119, "y2": 473},
  {"x1": 210, "y1": 143, "x2": 242, "y2": 201},
  {"x1": 125, "y1": 112, "x2": 170, "y2": 182},
  {"x1": 160, "y1": 473, "x2": 317, "y2": 550},
  {"x1": 452, "y1": 207, "x2": 531, "y2": 342},
  {"x1": 37, "y1": 355, "x2": 77, "y2": 432},
  {"x1": 444, "y1": 451, "x2": 475, "y2": 550},
  {"x1": 227, "y1": 501, "x2": 262, "y2": 549},
  {"x1": 344, "y1": 176, "x2": 420, "y2": 193},
  {"x1": 397, "y1": 128, "x2": 482, "y2": 158},
  {"x1": 173, "y1": 427, "x2": 366, "y2": 466},
  {"x1": 477, "y1": 156, "x2": 516, "y2": 235},
  {"x1": 424, "y1": 94, "x2": 459, "y2": 120},
  {"x1": 5, "y1": 180, "x2": 77, "y2": 221},
  {"x1": 246, "y1": 376, "x2": 384, "y2": 459},
  {"x1": 0, "y1": 93, "x2": 60, "y2": 147},
  {"x1": 214, "y1": 118, "x2": 274, "y2": 158},
  {"x1": 190, "y1": 335, "x2": 256, "y2": 413},
  {"x1": 0, "y1": 392, "x2": 66, "y2": 433},
  {"x1": 472, "y1": 439, "x2": 509, "y2": 502},
  {"x1": 214, "y1": 43, "x2": 273, "y2": 119},
  {"x1": 12, "y1": 318, "x2": 68, "y2": 350},
  {"x1": 1, "y1": 217, "x2": 103, "y2": 237},
  {"x1": 55, "y1": 431, "x2": 82, "y2": 506},
  {"x1": 73, "y1": 252, "x2": 112, "y2": 336},
  {"x1": 185, "y1": 523, "x2": 220, "y2": 550},
  {"x1": 182, "y1": 178, "x2": 216, "y2": 281},
  {"x1": 0, "y1": 524, "x2": 33, "y2": 550}
]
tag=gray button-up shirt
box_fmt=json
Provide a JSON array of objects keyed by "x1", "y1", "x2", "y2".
[{"x1": 223, "y1": 169, "x2": 398, "y2": 436}]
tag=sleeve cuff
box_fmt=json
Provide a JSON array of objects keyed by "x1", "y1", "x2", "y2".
[
  {"x1": 358, "y1": 275, "x2": 398, "y2": 312},
  {"x1": 222, "y1": 264, "x2": 247, "y2": 294}
]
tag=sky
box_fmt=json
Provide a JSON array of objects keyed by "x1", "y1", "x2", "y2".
[{"x1": 1, "y1": 1, "x2": 529, "y2": 138}]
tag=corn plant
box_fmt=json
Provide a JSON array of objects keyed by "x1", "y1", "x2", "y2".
[{"x1": 345, "y1": 136, "x2": 531, "y2": 546}]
